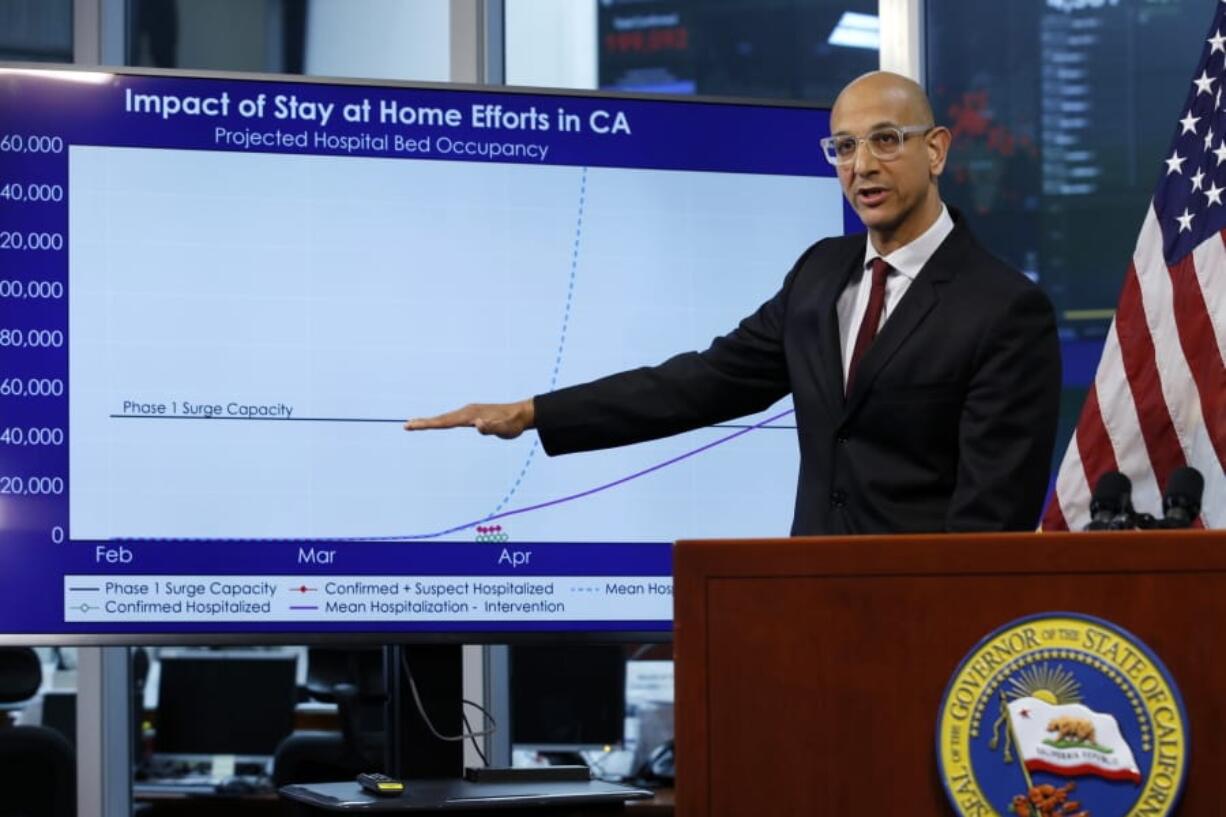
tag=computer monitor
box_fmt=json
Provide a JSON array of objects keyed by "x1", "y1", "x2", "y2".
[
  {"x1": 624, "y1": 659, "x2": 674, "y2": 776},
  {"x1": 153, "y1": 651, "x2": 298, "y2": 762},
  {"x1": 509, "y1": 645, "x2": 626, "y2": 752},
  {"x1": 39, "y1": 691, "x2": 76, "y2": 749},
  {"x1": 0, "y1": 64, "x2": 850, "y2": 643}
]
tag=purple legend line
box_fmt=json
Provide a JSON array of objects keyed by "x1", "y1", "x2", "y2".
[
  {"x1": 69, "y1": 587, "x2": 101, "y2": 592},
  {"x1": 290, "y1": 605, "x2": 319, "y2": 611}
]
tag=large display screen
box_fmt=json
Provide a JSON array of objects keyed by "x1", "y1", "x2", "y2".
[{"x1": 0, "y1": 66, "x2": 846, "y2": 641}]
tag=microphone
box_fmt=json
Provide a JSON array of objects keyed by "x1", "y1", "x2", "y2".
[
  {"x1": 1085, "y1": 471, "x2": 1133, "y2": 530},
  {"x1": 1161, "y1": 466, "x2": 1204, "y2": 528}
]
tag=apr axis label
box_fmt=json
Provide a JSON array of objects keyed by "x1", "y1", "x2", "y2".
[{"x1": 937, "y1": 613, "x2": 1188, "y2": 817}]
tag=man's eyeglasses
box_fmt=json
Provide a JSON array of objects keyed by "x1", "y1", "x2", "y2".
[{"x1": 820, "y1": 125, "x2": 933, "y2": 166}]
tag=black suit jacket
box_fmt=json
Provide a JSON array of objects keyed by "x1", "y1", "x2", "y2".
[{"x1": 534, "y1": 212, "x2": 1062, "y2": 535}]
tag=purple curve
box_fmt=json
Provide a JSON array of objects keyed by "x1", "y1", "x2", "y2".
[
  {"x1": 393, "y1": 407, "x2": 797, "y2": 540},
  {"x1": 111, "y1": 408, "x2": 796, "y2": 544}
]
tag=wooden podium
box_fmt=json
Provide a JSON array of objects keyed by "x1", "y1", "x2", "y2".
[{"x1": 673, "y1": 531, "x2": 1226, "y2": 816}]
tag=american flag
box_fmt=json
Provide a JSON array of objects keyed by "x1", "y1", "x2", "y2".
[{"x1": 1042, "y1": 4, "x2": 1226, "y2": 531}]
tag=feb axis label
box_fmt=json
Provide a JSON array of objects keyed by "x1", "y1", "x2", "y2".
[{"x1": 936, "y1": 613, "x2": 1188, "y2": 817}]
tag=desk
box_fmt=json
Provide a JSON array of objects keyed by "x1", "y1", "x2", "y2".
[
  {"x1": 134, "y1": 701, "x2": 339, "y2": 815},
  {"x1": 625, "y1": 787, "x2": 673, "y2": 815},
  {"x1": 136, "y1": 783, "x2": 675, "y2": 816},
  {"x1": 280, "y1": 779, "x2": 653, "y2": 814},
  {"x1": 134, "y1": 785, "x2": 287, "y2": 817},
  {"x1": 133, "y1": 775, "x2": 285, "y2": 814}
]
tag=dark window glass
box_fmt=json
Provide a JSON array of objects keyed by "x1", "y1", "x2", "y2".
[
  {"x1": 0, "y1": 0, "x2": 72, "y2": 62},
  {"x1": 599, "y1": 0, "x2": 878, "y2": 104},
  {"x1": 127, "y1": 0, "x2": 307, "y2": 73},
  {"x1": 928, "y1": 0, "x2": 1208, "y2": 345},
  {"x1": 927, "y1": 0, "x2": 1213, "y2": 461}
]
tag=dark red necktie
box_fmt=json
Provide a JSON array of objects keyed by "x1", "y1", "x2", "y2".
[{"x1": 846, "y1": 257, "x2": 890, "y2": 393}]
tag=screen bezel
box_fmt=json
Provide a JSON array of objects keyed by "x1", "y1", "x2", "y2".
[{"x1": 0, "y1": 62, "x2": 844, "y2": 646}]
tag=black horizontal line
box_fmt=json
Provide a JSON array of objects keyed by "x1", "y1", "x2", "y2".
[
  {"x1": 110, "y1": 414, "x2": 401, "y2": 423},
  {"x1": 109, "y1": 415, "x2": 798, "y2": 430}
]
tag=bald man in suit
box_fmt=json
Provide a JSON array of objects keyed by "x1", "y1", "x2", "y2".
[{"x1": 406, "y1": 71, "x2": 1061, "y2": 535}]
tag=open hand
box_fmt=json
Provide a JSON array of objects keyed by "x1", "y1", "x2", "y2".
[{"x1": 404, "y1": 399, "x2": 535, "y2": 440}]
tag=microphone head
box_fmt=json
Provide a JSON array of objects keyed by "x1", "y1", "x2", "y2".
[
  {"x1": 1163, "y1": 466, "x2": 1204, "y2": 521},
  {"x1": 1090, "y1": 471, "x2": 1133, "y2": 515}
]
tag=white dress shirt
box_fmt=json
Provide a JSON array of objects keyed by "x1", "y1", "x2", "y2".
[{"x1": 837, "y1": 204, "x2": 955, "y2": 389}]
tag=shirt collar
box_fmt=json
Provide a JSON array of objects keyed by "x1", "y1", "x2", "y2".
[{"x1": 863, "y1": 204, "x2": 955, "y2": 281}]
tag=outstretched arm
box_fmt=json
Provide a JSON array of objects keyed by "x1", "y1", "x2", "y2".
[
  {"x1": 404, "y1": 242, "x2": 816, "y2": 452},
  {"x1": 404, "y1": 398, "x2": 535, "y2": 440}
]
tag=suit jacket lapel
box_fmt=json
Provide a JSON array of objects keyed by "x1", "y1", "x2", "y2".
[
  {"x1": 842, "y1": 220, "x2": 968, "y2": 416},
  {"x1": 842, "y1": 276, "x2": 939, "y2": 414},
  {"x1": 813, "y1": 240, "x2": 865, "y2": 417}
]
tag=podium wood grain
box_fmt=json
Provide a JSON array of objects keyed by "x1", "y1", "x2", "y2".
[{"x1": 674, "y1": 531, "x2": 1226, "y2": 816}]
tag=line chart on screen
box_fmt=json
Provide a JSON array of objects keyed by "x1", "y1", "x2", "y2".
[{"x1": 67, "y1": 146, "x2": 834, "y2": 545}]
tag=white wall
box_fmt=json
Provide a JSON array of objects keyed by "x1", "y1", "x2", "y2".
[
  {"x1": 306, "y1": 0, "x2": 450, "y2": 82},
  {"x1": 504, "y1": 0, "x2": 597, "y2": 89}
]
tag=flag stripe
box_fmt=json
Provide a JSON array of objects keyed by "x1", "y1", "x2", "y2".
[
  {"x1": 1047, "y1": 432, "x2": 1087, "y2": 530},
  {"x1": 1133, "y1": 213, "x2": 1220, "y2": 526},
  {"x1": 1184, "y1": 231, "x2": 1226, "y2": 524},
  {"x1": 1115, "y1": 262, "x2": 1188, "y2": 488},
  {"x1": 1096, "y1": 324, "x2": 1163, "y2": 515},
  {"x1": 1133, "y1": 209, "x2": 1203, "y2": 461},
  {"x1": 1167, "y1": 252, "x2": 1226, "y2": 469},
  {"x1": 1203, "y1": 231, "x2": 1226, "y2": 363},
  {"x1": 1074, "y1": 384, "x2": 1119, "y2": 494},
  {"x1": 1043, "y1": 494, "x2": 1069, "y2": 531},
  {"x1": 1024, "y1": 760, "x2": 1141, "y2": 785},
  {"x1": 1202, "y1": 456, "x2": 1226, "y2": 528}
]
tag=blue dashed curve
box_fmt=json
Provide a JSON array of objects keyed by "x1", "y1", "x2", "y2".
[{"x1": 482, "y1": 166, "x2": 587, "y2": 520}]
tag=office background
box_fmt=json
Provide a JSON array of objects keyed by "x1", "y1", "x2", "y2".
[
  {"x1": 3, "y1": 0, "x2": 1195, "y2": 474},
  {"x1": 0, "y1": 0, "x2": 1213, "y2": 814}
]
